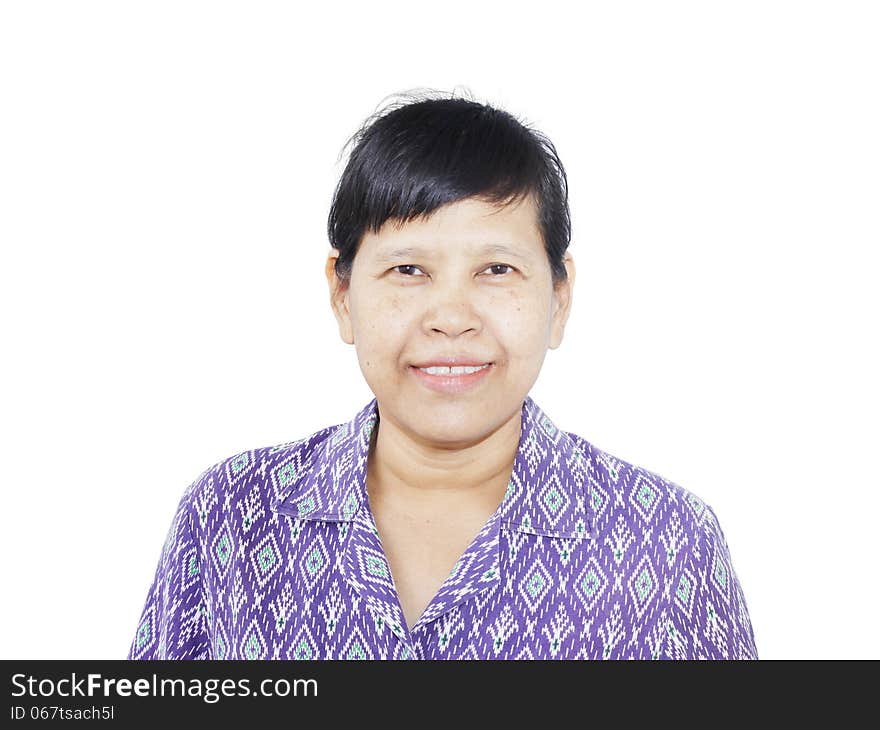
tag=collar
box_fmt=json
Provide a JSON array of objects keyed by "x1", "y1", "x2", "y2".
[{"x1": 270, "y1": 395, "x2": 597, "y2": 540}]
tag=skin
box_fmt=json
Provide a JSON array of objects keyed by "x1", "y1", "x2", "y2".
[{"x1": 325, "y1": 192, "x2": 575, "y2": 627}]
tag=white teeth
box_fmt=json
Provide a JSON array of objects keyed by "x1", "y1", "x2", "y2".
[{"x1": 419, "y1": 364, "x2": 490, "y2": 376}]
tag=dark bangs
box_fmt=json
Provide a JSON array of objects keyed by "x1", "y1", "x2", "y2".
[{"x1": 327, "y1": 90, "x2": 571, "y2": 286}]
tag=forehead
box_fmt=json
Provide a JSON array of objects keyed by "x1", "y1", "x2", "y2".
[{"x1": 362, "y1": 195, "x2": 542, "y2": 261}]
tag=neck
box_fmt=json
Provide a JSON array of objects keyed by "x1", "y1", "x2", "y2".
[{"x1": 366, "y1": 404, "x2": 522, "y2": 514}]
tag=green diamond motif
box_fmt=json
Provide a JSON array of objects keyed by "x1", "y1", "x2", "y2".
[
  {"x1": 295, "y1": 639, "x2": 313, "y2": 660},
  {"x1": 366, "y1": 555, "x2": 387, "y2": 578},
  {"x1": 714, "y1": 561, "x2": 728, "y2": 589},
  {"x1": 581, "y1": 569, "x2": 599, "y2": 597},
  {"x1": 257, "y1": 545, "x2": 276, "y2": 572},
  {"x1": 636, "y1": 568, "x2": 653, "y2": 601},
  {"x1": 676, "y1": 575, "x2": 691, "y2": 602},
  {"x1": 347, "y1": 642, "x2": 366, "y2": 660},
  {"x1": 278, "y1": 462, "x2": 298, "y2": 487},
  {"x1": 544, "y1": 488, "x2": 562, "y2": 512},
  {"x1": 343, "y1": 492, "x2": 359, "y2": 518},
  {"x1": 306, "y1": 547, "x2": 324, "y2": 575},
  {"x1": 527, "y1": 571, "x2": 545, "y2": 597},
  {"x1": 297, "y1": 496, "x2": 315, "y2": 515},
  {"x1": 215, "y1": 535, "x2": 230, "y2": 564},
  {"x1": 136, "y1": 620, "x2": 151, "y2": 649},
  {"x1": 231, "y1": 453, "x2": 249, "y2": 474},
  {"x1": 245, "y1": 634, "x2": 260, "y2": 659},
  {"x1": 637, "y1": 484, "x2": 655, "y2": 508},
  {"x1": 187, "y1": 554, "x2": 199, "y2": 577}
]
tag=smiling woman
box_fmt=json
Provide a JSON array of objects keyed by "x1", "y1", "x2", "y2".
[
  {"x1": 328, "y1": 192, "x2": 571, "y2": 455},
  {"x1": 126, "y1": 88, "x2": 758, "y2": 661}
]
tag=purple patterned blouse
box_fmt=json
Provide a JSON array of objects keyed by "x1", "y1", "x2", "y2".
[{"x1": 127, "y1": 395, "x2": 758, "y2": 660}]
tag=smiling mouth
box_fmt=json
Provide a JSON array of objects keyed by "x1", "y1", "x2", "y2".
[
  {"x1": 413, "y1": 363, "x2": 493, "y2": 376},
  {"x1": 408, "y1": 362, "x2": 495, "y2": 393}
]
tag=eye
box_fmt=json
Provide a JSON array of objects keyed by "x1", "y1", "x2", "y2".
[
  {"x1": 389, "y1": 263, "x2": 516, "y2": 278},
  {"x1": 391, "y1": 264, "x2": 426, "y2": 276},
  {"x1": 481, "y1": 264, "x2": 515, "y2": 276}
]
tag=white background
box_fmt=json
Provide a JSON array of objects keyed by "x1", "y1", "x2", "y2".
[{"x1": 1, "y1": 1, "x2": 877, "y2": 660}]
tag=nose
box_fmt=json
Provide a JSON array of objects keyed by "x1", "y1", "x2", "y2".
[{"x1": 421, "y1": 279, "x2": 482, "y2": 337}]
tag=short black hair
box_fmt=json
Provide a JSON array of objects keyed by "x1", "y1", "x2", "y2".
[{"x1": 327, "y1": 88, "x2": 571, "y2": 287}]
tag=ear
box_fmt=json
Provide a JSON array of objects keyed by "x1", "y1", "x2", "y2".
[
  {"x1": 549, "y1": 251, "x2": 575, "y2": 350},
  {"x1": 325, "y1": 248, "x2": 355, "y2": 345}
]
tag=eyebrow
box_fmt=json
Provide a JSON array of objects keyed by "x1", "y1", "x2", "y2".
[{"x1": 373, "y1": 243, "x2": 530, "y2": 265}]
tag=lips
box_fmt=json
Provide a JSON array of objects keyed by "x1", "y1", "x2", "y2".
[
  {"x1": 409, "y1": 361, "x2": 495, "y2": 393},
  {"x1": 411, "y1": 358, "x2": 494, "y2": 368},
  {"x1": 415, "y1": 363, "x2": 491, "y2": 375}
]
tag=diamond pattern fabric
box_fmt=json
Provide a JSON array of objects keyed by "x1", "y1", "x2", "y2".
[{"x1": 127, "y1": 395, "x2": 758, "y2": 660}]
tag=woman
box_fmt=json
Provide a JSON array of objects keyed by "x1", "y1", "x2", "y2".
[{"x1": 127, "y1": 91, "x2": 758, "y2": 660}]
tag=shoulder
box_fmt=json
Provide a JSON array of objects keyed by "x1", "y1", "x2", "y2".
[
  {"x1": 178, "y1": 421, "x2": 344, "y2": 542},
  {"x1": 562, "y1": 429, "x2": 715, "y2": 549}
]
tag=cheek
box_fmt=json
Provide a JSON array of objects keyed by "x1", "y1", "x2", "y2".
[
  {"x1": 355, "y1": 294, "x2": 413, "y2": 360},
  {"x1": 492, "y1": 291, "x2": 546, "y2": 331},
  {"x1": 353, "y1": 291, "x2": 395, "y2": 329},
  {"x1": 491, "y1": 300, "x2": 552, "y2": 359}
]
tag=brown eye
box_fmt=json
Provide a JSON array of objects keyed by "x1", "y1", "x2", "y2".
[
  {"x1": 483, "y1": 264, "x2": 514, "y2": 276},
  {"x1": 392, "y1": 265, "x2": 425, "y2": 276}
]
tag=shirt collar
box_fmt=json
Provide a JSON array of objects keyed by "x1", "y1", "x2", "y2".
[{"x1": 270, "y1": 395, "x2": 597, "y2": 540}]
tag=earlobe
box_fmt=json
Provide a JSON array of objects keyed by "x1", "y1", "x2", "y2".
[
  {"x1": 325, "y1": 251, "x2": 355, "y2": 345},
  {"x1": 549, "y1": 255, "x2": 575, "y2": 350},
  {"x1": 329, "y1": 292, "x2": 355, "y2": 346}
]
